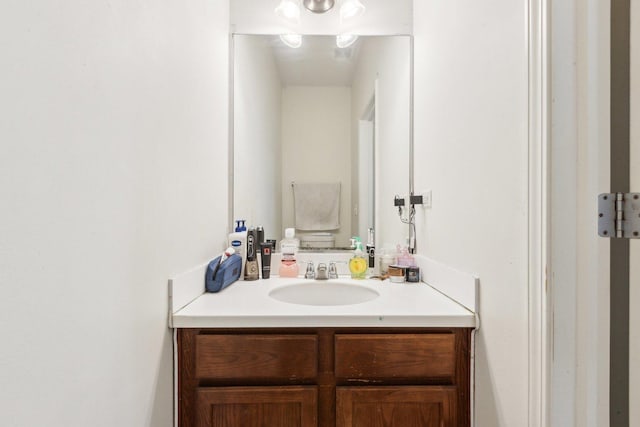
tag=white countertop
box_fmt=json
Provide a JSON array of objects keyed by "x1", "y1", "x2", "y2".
[{"x1": 172, "y1": 276, "x2": 476, "y2": 328}]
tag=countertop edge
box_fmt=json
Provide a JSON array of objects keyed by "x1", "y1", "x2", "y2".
[{"x1": 172, "y1": 314, "x2": 476, "y2": 329}]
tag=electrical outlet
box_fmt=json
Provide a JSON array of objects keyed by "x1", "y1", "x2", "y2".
[
  {"x1": 416, "y1": 190, "x2": 432, "y2": 208},
  {"x1": 424, "y1": 190, "x2": 432, "y2": 208}
]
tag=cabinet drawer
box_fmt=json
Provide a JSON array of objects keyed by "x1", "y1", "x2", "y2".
[
  {"x1": 195, "y1": 334, "x2": 318, "y2": 380},
  {"x1": 335, "y1": 334, "x2": 455, "y2": 382}
]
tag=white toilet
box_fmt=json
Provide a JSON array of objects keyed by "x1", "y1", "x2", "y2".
[
  {"x1": 292, "y1": 182, "x2": 340, "y2": 249},
  {"x1": 298, "y1": 232, "x2": 336, "y2": 249}
]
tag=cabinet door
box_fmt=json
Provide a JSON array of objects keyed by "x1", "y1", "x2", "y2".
[
  {"x1": 196, "y1": 386, "x2": 317, "y2": 427},
  {"x1": 336, "y1": 386, "x2": 456, "y2": 427}
]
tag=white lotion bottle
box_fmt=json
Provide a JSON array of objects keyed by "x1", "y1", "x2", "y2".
[{"x1": 228, "y1": 220, "x2": 247, "y2": 280}]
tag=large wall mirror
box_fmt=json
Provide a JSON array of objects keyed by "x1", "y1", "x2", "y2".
[{"x1": 232, "y1": 34, "x2": 411, "y2": 251}]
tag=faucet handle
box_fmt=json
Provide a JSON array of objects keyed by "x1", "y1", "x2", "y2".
[
  {"x1": 305, "y1": 261, "x2": 315, "y2": 279},
  {"x1": 328, "y1": 262, "x2": 339, "y2": 279}
]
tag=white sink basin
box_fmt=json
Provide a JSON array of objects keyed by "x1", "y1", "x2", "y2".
[{"x1": 268, "y1": 280, "x2": 380, "y2": 306}]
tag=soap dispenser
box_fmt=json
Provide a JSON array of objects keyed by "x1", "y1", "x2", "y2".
[{"x1": 349, "y1": 239, "x2": 367, "y2": 279}]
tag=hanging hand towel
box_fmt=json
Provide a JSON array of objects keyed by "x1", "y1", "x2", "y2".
[{"x1": 293, "y1": 182, "x2": 341, "y2": 231}]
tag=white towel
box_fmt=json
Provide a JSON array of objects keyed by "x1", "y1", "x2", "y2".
[{"x1": 293, "y1": 182, "x2": 341, "y2": 231}]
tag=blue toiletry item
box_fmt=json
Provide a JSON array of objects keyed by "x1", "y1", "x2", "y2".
[{"x1": 205, "y1": 254, "x2": 242, "y2": 293}]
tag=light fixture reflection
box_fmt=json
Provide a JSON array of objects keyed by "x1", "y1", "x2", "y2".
[
  {"x1": 340, "y1": 0, "x2": 365, "y2": 21},
  {"x1": 275, "y1": 0, "x2": 301, "y2": 25},
  {"x1": 280, "y1": 34, "x2": 303, "y2": 48},
  {"x1": 303, "y1": 0, "x2": 335, "y2": 13},
  {"x1": 336, "y1": 33, "x2": 358, "y2": 48}
]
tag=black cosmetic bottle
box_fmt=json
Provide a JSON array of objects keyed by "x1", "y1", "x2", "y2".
[{"x1": 260, "y1": 242, "x2": 272, "y2": 279}]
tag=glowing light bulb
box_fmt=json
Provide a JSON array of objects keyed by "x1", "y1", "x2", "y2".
[
  {"x1": 336, "y1": 33, "x2": 358, "y2": 48},
  {"x1": 275, "y1": 0, "x2": 301, "y2": 25},
  {"x1": 340, "y1": 0, "x2": 365, "y2": 21},
  {"x1": 280, "y1": 34, "x2": 303, "y2": 48}
]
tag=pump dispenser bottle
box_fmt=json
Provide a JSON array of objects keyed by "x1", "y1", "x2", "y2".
[{"x1": 349, "y1": 238, "x2": 367, "y2": 279}]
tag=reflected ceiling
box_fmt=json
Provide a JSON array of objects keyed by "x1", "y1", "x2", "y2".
[{"x1": 267, "y1": 35, "x2": 362, "y2": 86}]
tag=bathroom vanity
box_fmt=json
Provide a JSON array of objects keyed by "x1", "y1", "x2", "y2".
[
  {"x1": 177, "y1": 327, "x2": 471, "y2": 427},
  {"x1": 170, "y1": 259, "x2": 477, "y2": 427}
]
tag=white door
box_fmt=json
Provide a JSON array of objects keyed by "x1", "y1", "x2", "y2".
[
  {"x1": 629, "y1": 1, "x2": 640, "y2": 423},
  {"x1": 551, "y1": 2, "x2": 639, "y2": 425}
]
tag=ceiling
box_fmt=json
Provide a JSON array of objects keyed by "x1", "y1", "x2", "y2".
[{"x1": 266, "y1": 35, "x2": 362, "y2": 86}]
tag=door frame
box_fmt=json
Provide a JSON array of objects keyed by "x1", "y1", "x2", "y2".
[{"x1": 527, "y1": 0, "x2": 551, "y2": 425}]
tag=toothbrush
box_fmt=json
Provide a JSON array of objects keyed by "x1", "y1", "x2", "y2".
[
  {"x1": 219, "y1": 246, "x2": 235, "y2": 264},
  {"x1": 212, "y1": 246, "x2": 235, "y2": 279}
]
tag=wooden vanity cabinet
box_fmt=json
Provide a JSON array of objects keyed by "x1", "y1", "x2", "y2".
[{"x1": 178, "y1": 328, "x2": 471, "y2": 427}]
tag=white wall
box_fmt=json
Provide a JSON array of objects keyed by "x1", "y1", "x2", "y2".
[
  {"x1": 0, "y1": 1, "x2": 229, "y2": 426},
  {"x1": 233, "y1": 35, "x2": 282, "y2": 237},
  {"x1": 350, "y1": 37, "x2": 411, "y2": 249},
  {"x1": 281, "y1": 86, "x2": 352, "y2": 246},
  {"x1": 413, "y1": 2, "x2": 530, "y2": 426}
]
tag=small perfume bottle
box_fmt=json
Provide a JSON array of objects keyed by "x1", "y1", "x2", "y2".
[{"x1": 396, "y1": 245, "x2": 416, "y2": 267}]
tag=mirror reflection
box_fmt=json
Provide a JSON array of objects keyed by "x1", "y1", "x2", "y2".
[{"x1": 232, "y1": 34, "x2": 411, "y2": 250}]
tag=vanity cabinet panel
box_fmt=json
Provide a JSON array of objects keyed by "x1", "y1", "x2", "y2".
[
  {"x1": 195, "y1": 334, "x2": 318, "y2": 381},
  {"x1": 335, "y1": 386, "x2": 456, "y2": 427},
  {"x1": 196, "y1": 386, "x2": 317, "y2": 427},
  {"x1": 334, "y1": 333, "x2": 456, "y2": 383},
  {"x1": 178, "y1": 328, "x2": 471, "y2": 427}
]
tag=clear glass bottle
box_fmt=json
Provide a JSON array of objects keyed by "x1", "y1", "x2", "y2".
[{"x1": 378, "y1": 247, "x2": 397, "y2": 276}]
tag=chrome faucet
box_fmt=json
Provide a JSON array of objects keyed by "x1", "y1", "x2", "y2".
[
  {"x1": 328, "y1": 262, "x2": 338, "y2": 279},
  {"x1": 316, "y1": 263, "x2": 328, "y2": 280},
  {"x1": 305, "y1": 261, "x2": 315, "y2": 279}
]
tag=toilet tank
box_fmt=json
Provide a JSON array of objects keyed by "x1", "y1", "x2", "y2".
[{"x1": 299, "y1": 233, "x2": 335, "y2": 249}]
